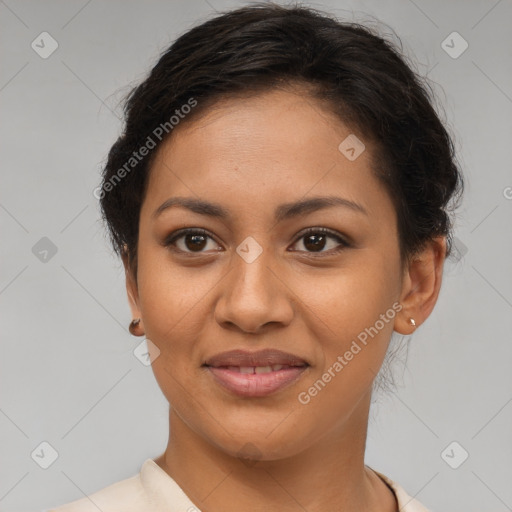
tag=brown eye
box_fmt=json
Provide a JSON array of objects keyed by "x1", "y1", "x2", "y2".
[
  {"x1": 164, "y1": 228, "x2": 221, "y2": 254},
  {"x1": 291, "y1": 228, "x2": 350, "y2": 255},
  {"x1": 183, "y1": 233, "x2": 208, "y2": 251}
]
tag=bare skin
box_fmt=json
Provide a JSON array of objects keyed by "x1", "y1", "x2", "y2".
[{"x1": 123, "y1": 87, "x2": 446, "y2": 511}]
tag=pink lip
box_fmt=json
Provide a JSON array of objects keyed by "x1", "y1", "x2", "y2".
[
  {"x1": 206, "y1": 366, "x2": 307, "y2": 397},
  {"x1": 204, "y1": 348, "x2": 308, "y2": 368}
]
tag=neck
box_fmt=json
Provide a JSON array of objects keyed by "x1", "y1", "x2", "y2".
[{"x1": 154, "y1": 391, "x2": 397, "y2": 512}]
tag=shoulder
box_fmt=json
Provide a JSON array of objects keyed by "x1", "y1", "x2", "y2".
[
  {"x1": 45, "y1": 458, "x2": 198, "y2": 512},
  {"x1": 45, "y1": 466, "x2": 148, "y2": 512},
  {"x1": 371, "y1": 469, "x2": 432, "y2": 512}
]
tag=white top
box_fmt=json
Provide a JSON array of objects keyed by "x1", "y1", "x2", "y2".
[{"x1": 45, "y1": 458, "x2": 430, "y2": 511}]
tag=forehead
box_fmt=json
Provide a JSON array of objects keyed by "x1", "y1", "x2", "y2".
[{"x1": 141, "y1": 88, "x2": 391, "y2": 223}]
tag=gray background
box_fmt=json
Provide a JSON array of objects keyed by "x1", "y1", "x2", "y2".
[{"x1": 1, "y1": 0, "x2": 511, "y2": 511}]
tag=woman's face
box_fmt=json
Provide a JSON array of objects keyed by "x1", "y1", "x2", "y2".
[{"x1": 127, "y1": 88, "x2": 409, "y2": 460}]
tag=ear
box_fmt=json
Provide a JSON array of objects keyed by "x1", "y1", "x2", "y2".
[
  {"x1": 121, "y1": 247, "x2": 144, "y2": 336},
  {"x1": 394, "y1": 236, "x2": 447, "y2": 335}
]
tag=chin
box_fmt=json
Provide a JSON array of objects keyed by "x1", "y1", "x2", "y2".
[{"x1": 205, "y1": 423, "x2": 310, "y2": 463}]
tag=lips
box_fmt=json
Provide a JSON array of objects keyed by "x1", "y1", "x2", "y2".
[
  {"x1": 223, "y1": 364, "x2": 294, "y2": 374},
  {"x1": 203, "y1": 349, "x2": 309, "y2": 398},
  {"x1": 203, "y1": 348, "x2": 308, "y2": 368}
]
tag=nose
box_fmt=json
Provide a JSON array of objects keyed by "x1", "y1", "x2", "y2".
[{"x1": 214, "y1": 247, "x2": 294, "y2": 334}]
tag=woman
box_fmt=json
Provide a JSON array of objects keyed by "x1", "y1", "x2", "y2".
[{"x1": 49, "y1": 3, "x2": 463, "y2": 511}]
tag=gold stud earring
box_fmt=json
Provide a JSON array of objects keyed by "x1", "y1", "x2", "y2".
[
  {"x1": 129, "y1": 318, "x2": 141, "y2": 335},
  {"x1": 408, "y1": 317, "x2": 416, "y2": 327}
]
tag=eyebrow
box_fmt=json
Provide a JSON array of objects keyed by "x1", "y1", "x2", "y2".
[{"x1": 152, "y1": 195, "x2": 368, "y2": 222}]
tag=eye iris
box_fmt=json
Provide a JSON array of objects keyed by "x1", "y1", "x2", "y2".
[
  {"x1": 186, "y1": 233, "x2": 207, "y2": 251},
  {"x1": 304, "y1": 233, "x2": 326, "y2": 252}
]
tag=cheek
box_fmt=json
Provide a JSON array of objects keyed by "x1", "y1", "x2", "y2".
[
  {"x1": 292, "y1": 257, "x2": 400, "y2": 401},
  {"x1": 134, "y1": 249, "x2": 217, "y2": 392},
  {"x1": 294, "y1": 296, "x2": 398, "y2": 431},
  {"x1": 136, "y1": 248, "x2": 209, "y2": 338},
  {"x1": 292, "y1": 255, "x2": 398, "y2": 338}
]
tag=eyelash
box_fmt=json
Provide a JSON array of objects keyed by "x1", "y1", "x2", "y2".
[{"x1": 163, "y1": 227, "x2": 350, "y2": 256}]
